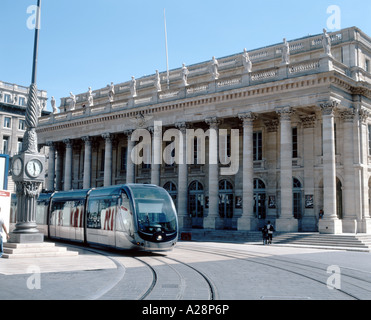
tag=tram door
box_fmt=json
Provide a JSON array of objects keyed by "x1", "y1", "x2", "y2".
[{"x1": 116, "y1": 191, "x2": 135, "y2": 248}]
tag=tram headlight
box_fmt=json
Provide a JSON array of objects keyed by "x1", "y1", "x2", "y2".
[{"x1": 156, "y1": 235, "x2": 163, "y2": 241}]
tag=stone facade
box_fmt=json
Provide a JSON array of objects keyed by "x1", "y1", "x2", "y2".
[{"x1": 37, "y1": 27, "x2": 371, "y2": 234}]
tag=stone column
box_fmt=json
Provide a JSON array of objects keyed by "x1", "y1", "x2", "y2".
[
  {"x1": 238, "y1": 112, "x2": 256, "y2": 231},
  {"x1": 46, "y1": 141, "x2": 55, "y2": 191},
  {"x1": 340, "y1": 109, "x2": 357, "y2": 232},
  {"x1": 276, "y1": 107, "x2": 298, "y2": 232},
  {"x1": 55, "y1": 144, "x2": 64, "y2": 191},
  {"x1": 124, "y1": 130, "x2": 135, "y2": 184},
  {"x1": 149, "y1": 126, "x2": 161, "y2": 186},
  {"x1": 204, "y1": 117, "x2": 220, "y2": 229},
  {"x1": 102, "y1": 133, "x2": 113, "y2": 187},
  {"x1": 175, "y1": 122, "x2": 189, "y2": 229},
  {"x1": 319, "y1": 100, "x2": 342, "y2": 234},
  {"x1": 82, "y1": 136, "x2": 92, "y2": 189},
  {"x1": 63, "y1": 139, "x2": 73, "y2": 191},
  {"x1": 301, "y1": 115, "x2": 316, "y2": 231},
  {"x1": 358, "y1": 108, "x2": 371, "y2": 233}
]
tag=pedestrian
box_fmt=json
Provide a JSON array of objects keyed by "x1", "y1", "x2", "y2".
[
  {"x1": 261, "y1": 225, "x2": 268, "y2": 245},
  {"x1": 266, "y1": 221, "x2": 275, "y2": 244},
  {"x1": 319, "y1": 209, "x2": 324, "y2": 220},
  {"x1": 0, "y1": 210, "x2": 10, "y2": 258}
]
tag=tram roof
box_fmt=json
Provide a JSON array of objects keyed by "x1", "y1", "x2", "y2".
[
  {"x1": 51, "y1": 189, "x2": 91, "y2": 201},
  {"x1": 88, "y1": 184, "x2": 159, "y2": 199}
]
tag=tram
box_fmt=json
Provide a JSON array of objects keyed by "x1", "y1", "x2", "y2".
[{"x1": 10, "y1": 184, "x2": 178, "y2": 252}]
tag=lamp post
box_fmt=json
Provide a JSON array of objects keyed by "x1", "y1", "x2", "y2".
[{"x1": 10, "y1": 0, "x2": 46, "y2": 243}]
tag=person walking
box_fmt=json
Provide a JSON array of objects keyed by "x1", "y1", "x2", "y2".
[
  {"x1": 266, "y1": 221, "x2": 275, "y2": 244},
  {"x1": 0, "y1": 213, "x2": 10, "y2": 258},
  {"x1": 261, "y1": 225, "x2": 268, "y2": 245}
]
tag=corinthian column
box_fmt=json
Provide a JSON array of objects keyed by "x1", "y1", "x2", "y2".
[
  {"x1": 102, "y1": 133, "x2": 113, "y2": 187},
  {"x1": 319, "y1": 100, "x2": 342, "y2": 234},
  {"x1": 204, "y1": 117, "x2": 220, "y2": 229},
  {"x1": 276, "y1": 107, "x2": 298, "y2": 232},
  {"x1": 63, "y1": 139, "x2": 73, "y2": 191},
  {"x1": 238, "y1": 112, "x2": 256, "y2": 231},
  {"x1": 124, "y1": 130, "x2": 135, "y2": 184},
  {"x1": 175, "y1": 122, "x2": 189, "y2": 229},
  {"x1": 46, "y1": 141, "x2": 55, "y2": 191},
  {"x1": 82, "y1": 136, "x2": 92, "y2": 189}
]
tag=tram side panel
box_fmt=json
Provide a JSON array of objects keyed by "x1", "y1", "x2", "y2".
[
  {"x1": 86, "y1": 197, "x2": 117, "y2": 247},
  {"x1": 49, "y1": 199, "x2": 85, "y2": 243}
]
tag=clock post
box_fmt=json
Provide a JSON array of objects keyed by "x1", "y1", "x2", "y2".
[{"x1": 10, "y1": 0, "x2": 46, "y2": 243}]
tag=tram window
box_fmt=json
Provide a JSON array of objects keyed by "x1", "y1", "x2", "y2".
[
  {"x1": 51, "y1": 200, "x2": 84, "y2": 227},
  {"x1": 36, "y1": 201, "x2": 48, "y2": 225},
  {"x1": 87, "y1": 198, "x2": 117, "y2": 230}
]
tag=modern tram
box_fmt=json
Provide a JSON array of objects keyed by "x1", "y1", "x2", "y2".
[{"x1": 10, "y1": 184, "x2": 178, "y2": 252}]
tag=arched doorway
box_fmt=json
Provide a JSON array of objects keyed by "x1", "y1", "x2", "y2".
[
  {"x1": 254, "y1": 179, "x2": 266, "y2": 219},
  {"x1": 218, "y1": 180, "x2": 234, "y2": 230},
  {"x1": 293, "y1": 178, "x2": 302, "y2": 219},
  {"x1": 336, "y1": 178, "x2": 343, "y2": 219},
  {"x1": 188, "y1": 181, "x2": 204, "y2": 229}
]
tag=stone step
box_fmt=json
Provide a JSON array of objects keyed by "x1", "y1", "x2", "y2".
[
  {"x1": 183, "y1": 230, "x2": 371, "y2": 251},
  {"x1": 1, "y1": 242, "x2": 79, "y2": 259}
]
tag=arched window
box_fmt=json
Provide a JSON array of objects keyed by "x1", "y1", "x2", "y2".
[
  {"x1": 254, "y1": 179, "x2": 266, "y2": 219},
  {"x1": 163, "y1": 182, "x2": 177, "y2": 204},
  {"x1": 219, "y1": 180, "x2": 234, "y2": 219}
]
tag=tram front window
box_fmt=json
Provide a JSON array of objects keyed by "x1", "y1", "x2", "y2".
[
  {"x1": 130, "y1": 186, "x2": 177, "y2": 236},
  {"x1": 137, "y1": 200, "x2": 176, "y2": 233}
]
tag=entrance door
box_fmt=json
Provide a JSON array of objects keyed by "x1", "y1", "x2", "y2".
[
  {"x1": 188, "y1": 181, "x2": 204, "y2": 229},
  {"x1": 254, "y1": 179, "x2": 266, "y2": 219}
]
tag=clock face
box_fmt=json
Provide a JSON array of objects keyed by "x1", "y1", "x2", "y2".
[
  {"x1": 12, "y1": 158, "x2": 23, "y2": 177},
  {"x1": 26, "y1": 159, "x2": 43, "y2": 178}
]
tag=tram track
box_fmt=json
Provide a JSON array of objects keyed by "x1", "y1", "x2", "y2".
[
  {"x1": 135, "y1": 254, "x2": 217, "y2": 300},
  {"x1": 65, "y1": 243, "x2": 216, "y2": 300},
  {"x1": 176, "y1": 243, "x2": 371, "y2": 300}
]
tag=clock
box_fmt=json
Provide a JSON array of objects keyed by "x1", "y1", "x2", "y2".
[
  {"x1": 12, "y1": 158, "x2": 23, "y2": 177},
  {"x1": 25, "y1": 159, "x2": 43, "y2": 178}
]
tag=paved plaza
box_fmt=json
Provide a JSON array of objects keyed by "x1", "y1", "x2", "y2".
[{"x1": 1, "y1": 241, "x2": 370, "y2": 301}]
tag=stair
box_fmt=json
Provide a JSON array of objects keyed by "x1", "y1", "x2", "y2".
[
  {"x1": 182, "y1": 230, "x2": 371, "y2": 252},
  {"x1": 1, "y1": 242, "x2": 79, "y2": 259}
]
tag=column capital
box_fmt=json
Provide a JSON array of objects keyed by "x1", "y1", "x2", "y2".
[
  {"x1": 264, "y1": 119, "x2": 279, "y2": 132},
  {"x1": 63, "y1": 139, "x2": 72, "y2": 148},
  {"x1": 81, "y1": 136, "x2": 92, "y2": 145},
  {"x1": 319, "y1": 99, "x2": 339, "y2": 116},
  {"x1": 359, "y1": 107, "x2": 371, "y2": 124},
  {"x1": 300, "y1": 114, "x2": 317, "y2": 129},
  {"x1": 123, "y1": 129, "x2": 134, "y2": 136},
  {"x1": 276, "y1": 106, "x2": 293, "y2": 121},
  {"x1": 238, "y1": 112, "x2": 256, "y2": 125},
  {"x1": 339, "y1": 108, "x2": 355, "y2": 123},
  {"x1": 175, "y1": 121, "x2": 189, "y2": 133},
  {"x1": 101, "y1": 133, "x2": 113, "y2": 142},
  {"x1": 46, "y1": 141, "x2": 55, "y2": 149},
  {"x1": 205, "y1": 117, "x2": 221, "y2": 129}
]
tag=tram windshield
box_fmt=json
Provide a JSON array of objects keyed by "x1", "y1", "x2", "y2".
[{"x1": 130, "y1": 186, "x2": 177, "y2": 234}]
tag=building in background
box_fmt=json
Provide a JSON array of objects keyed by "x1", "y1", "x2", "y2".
[
  {"x1": 0, "y1": 81, "x2": 49, "y2": 191},
  {"x1": 37, "y1": 27, "x2": 371, "y2": 234}
]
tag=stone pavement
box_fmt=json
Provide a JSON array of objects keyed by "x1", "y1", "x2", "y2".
[{"x1": 0, "y1": 240, "x2": 370, "y2": 300}]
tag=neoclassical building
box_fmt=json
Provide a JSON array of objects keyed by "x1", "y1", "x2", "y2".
[{"x1": 37, "y1": 27, "x2": 371, "y2": 234}]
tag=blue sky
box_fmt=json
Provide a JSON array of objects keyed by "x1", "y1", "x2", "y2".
[{"x1": 1, "y1": 0, "x2": 371, "y2": 112}]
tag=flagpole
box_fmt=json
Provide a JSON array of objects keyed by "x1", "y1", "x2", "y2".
[{"x1": 164, "y1": 8, "x2": 170, "y2": 90}]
